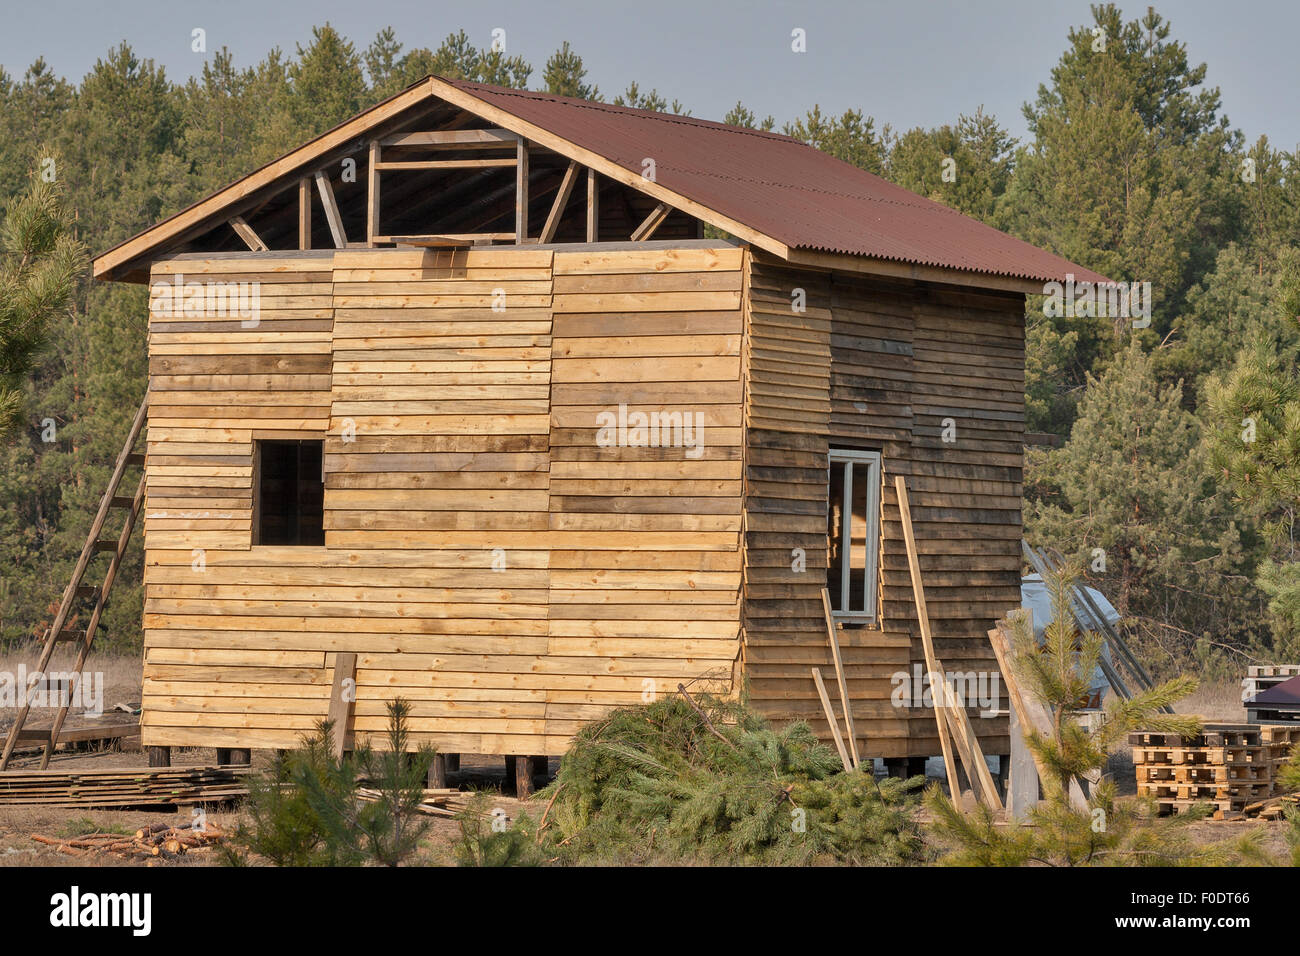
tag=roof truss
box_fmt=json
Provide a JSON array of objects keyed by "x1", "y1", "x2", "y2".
[{"x1": 91, "y1": 78, "x2": 749, "y2": 282}]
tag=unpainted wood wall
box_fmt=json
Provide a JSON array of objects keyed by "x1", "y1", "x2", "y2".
[
  {"x1": 141, "y1": 244, "x2": 744, "y2": 755},
  {"x1": 741, "y1": 251, "x2": 1023, "y2": 759}
]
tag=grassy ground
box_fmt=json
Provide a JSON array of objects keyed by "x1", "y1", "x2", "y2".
[{"x1": 0, "y1": 649, "x2": 142, "y2": 739}]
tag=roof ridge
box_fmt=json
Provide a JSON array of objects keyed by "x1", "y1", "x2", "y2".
[{"x1": 444, "y1": 77, "x2": 801, "y2": 145}]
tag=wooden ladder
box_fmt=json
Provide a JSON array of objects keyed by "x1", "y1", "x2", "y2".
[{"x1": 0, "y1": 396, "x2": 148, "y2": 770}]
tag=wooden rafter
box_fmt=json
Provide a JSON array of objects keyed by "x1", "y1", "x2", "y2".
[
  {"x1": 228, "y1": 216, "x2": 267, "y2": 252},
  {"x1": 586, "y1": 168, "x2": 599, "y2": 242},
  {"x1": 515, "y1": 138, "x2": 529, "y2": 243},
  {"x1": 424, "y1": 78, "x2": 786, "y2": 256},
  {"x1": 93, "y1": 81, "x2": 445, "y2": 278},
  {"x1": 297, "y1": 178, "x2": 311, "y2": 250},
  {"x1": 380, "y1": 128, "x2": 516, "y2": 148},
  {"x1": 630, "y1": 202, "x2": 671, "y2": 241},
  {"x1": 367, "y1": 141, "x2": 381, "y2": 247},
  {"x1": 540, "y1": 161, "x2": 581, "y2": 244},
  {"x1": 376, "y1": 233, "x2": 513, "y2": 246},
  {"x1": 373, "y1": 158, "x2": 516, "y2": 171},
  {"x1": 314, "y1": 171, "x2": 348, "y2": 249}
]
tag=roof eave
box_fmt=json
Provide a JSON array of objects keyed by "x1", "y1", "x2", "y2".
[{"x1": 785, "y1": 248, "x2": 1064, "y2": 295}]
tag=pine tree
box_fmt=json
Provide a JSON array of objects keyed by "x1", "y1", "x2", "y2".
[
  {"x1": 542, "y1": 41, "x2": 599, "y2": 100},
  {"x1": 288, "y1": 24, "x2": 367, "y2": 137},
  {"x1": 1027, "y1": 343, "x2": 1256, "y2": 671},
  {"x1": 1204, "y1": 331, "x2": 1300, "y2": 657},
  {"x1": 924, "y1": 568, "x2": 1243, "y2": 867},
  {"x1": 723, "y1": 101, "x2": 775, "y2": 131},
  {"x1": 886, "y1": 108, "x2": 1015, "y2": 222},
  {"x1": 0, "y1": 170, "x2": 83, "y2": 436},
  {"x1": 782, "y1": 105, "x2": 887, "y2": 174},
  {"x1": 1004, "y1": 5, "x2": 1243, "y2": 435}
]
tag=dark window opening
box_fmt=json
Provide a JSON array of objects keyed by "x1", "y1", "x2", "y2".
[{"x1": 256, "y1": 439, "x2": 324, "y2": 546}]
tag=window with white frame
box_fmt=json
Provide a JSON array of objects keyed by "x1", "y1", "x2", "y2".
[{"x1": 826, "y1": 449, "x2": 881, "y2": 621}]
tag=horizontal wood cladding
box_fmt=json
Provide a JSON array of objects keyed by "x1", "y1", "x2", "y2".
[
  {"x1": 742, "y1": 252, "x2": 1024, "y2": 759},
  {"x1": 142, "y1": 245, "x2": 744, "y2": 755}
]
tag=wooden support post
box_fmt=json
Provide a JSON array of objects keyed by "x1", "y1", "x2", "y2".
[
  {"x1": 298, "y1": 178, "x2": 311, "y2": 250},
  {"x1": 630, "y1": 202, "x2": 670, "y2": 241},
  {"x1": 428, "y1": 753, "x2": 448, "y2": 789},
  {"x1": 314, "y1": 171, "x2": 348, "y2": 249},
  {"x1": 539, "y1": 161, "x2": 580, "y2": 243},
  {"x1": 147, "y1": 746, "x2": 171, "y2": 768},
  {"x1": 515, "y1": 138, "x2": 529, "y2": 243},
  {"x1": 366, "y1": 140, "x2": 380, "y2": 246},
  {"x1": 515, "y1": 754, "x2": 535, "y2": 798},
  {"x1": 228, "y1": 216, "x2": 268, "y2": 252},
  {"x1": 326, "y1": 652, "x2": 357, "y2": 760},
  {"x1": 586, "y1": 168, "x2": 599, "y2": 242}
]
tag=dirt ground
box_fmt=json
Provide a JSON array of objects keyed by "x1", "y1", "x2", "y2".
[
  {"x1": 1, "y1": 659, "x2": 1291, "y2": 866},
  {"x1": 0, "y1": 744, "x2": 552, "y2": 867}
]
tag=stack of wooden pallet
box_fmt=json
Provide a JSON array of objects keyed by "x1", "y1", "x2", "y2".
[
  {"x1": 1130, "y1": 724, "x2": 1300, "y2": 817},
  {"x1": 0, "y1": 766, "x2": 249, "y2": 809},
  {"x1": 1245, "y1": 664, "x2": 1300, "y2": 700}
]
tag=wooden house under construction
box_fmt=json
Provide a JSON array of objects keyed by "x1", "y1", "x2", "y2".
[{"x1": 86, "y1": 76, "x2": 1105, "y2": 785}]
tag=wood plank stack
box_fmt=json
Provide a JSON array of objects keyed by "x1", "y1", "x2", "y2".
[
  {"x1": 356, "y1": 786, "x2": 474, "y2": 818},
  {"x1": 0, "y1": 766, "x2": 249, "y2": 809},
  {"x1": 1130, "y1": 724, "x2": 1300, "y2": 816}
]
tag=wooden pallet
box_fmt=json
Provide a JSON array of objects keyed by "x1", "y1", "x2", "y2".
[
  {"x1": 1130, "y1": 723, "x2": 1300, "y2": 815},
  {"x1": 1246, "y1": 665, "x2": 1300, "y2": 700}
]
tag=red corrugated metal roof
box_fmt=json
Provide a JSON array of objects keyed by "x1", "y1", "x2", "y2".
[{"x1": 447, "y1": 78, "x2": 1109, "y2": 285}]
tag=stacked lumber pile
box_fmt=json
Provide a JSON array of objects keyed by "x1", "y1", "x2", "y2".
[
  {"x1": 1130, "y1": 724, "x2": 1300, "y2": 817},
  {"x1": 32, "y1": 820, "x2": 227, "y2": 861},
  {"x1": 0, "y1": 766, "x2": 249, "y2": 809},
  {"x1": 1239, "y1": 792, "x2": 1299, "y2": 821},
  {"x1": 356, "y1": 786, "x2": 473, "y2": 818}
]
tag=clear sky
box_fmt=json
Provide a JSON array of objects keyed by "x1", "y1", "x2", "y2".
[{"x1": 0, "y1": 0, "x2": 1294, "y2": 149}]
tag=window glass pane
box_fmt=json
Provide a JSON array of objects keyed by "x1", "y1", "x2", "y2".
[
  {"x1": 848, "y1": 466, "x2": 870, "y2": 612},
  {"x1": 827, "y1": 460, "x2": 845, "y2": 609}
]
